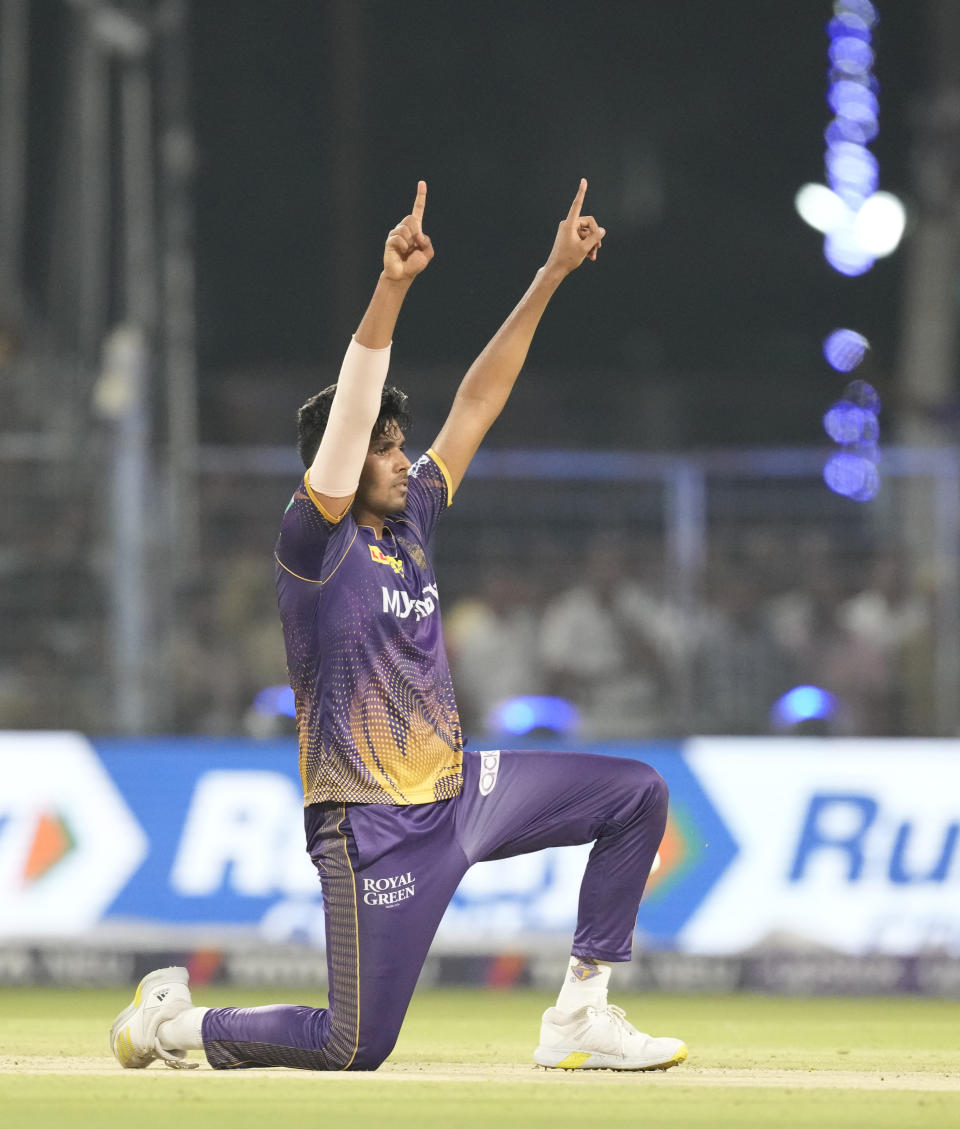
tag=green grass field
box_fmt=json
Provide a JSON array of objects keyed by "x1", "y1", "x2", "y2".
[{"x1": 2, "y1": 987, "x2": 959, "y2": 1129}]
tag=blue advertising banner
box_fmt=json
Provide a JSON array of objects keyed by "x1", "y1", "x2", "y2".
[
  {"x1": 4, "y1": 733, "x2": 957, "y2": 955},
  {"x1": 0, "y1": 733, "x2": 733, "y2": 948}
]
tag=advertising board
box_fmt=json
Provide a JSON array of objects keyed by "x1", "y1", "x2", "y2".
[{"x1": 1, "y1": 733, "x2": 957, "y2": 957}]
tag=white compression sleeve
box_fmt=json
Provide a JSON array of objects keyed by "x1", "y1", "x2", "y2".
[{"x1": 307, "y1": 336, "x2": 392, "y2": 498}]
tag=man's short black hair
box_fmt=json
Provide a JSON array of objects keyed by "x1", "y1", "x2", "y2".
[{"x1": 296, "y1": 384, "x2": 412, "y2": 468}]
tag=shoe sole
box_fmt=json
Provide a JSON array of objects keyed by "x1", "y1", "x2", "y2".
[
  {"x1": 110, "y1": 967, "x2": 189, "y2": 1070},
  {"x1": 534, "y1": 1043, "x2": 688, "y2": 1071}
]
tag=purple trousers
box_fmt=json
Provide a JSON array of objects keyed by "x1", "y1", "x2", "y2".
[{"x1": 202, "y1": 748, "x2": 668, "y2": 1070}]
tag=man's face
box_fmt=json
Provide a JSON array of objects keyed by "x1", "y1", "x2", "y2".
[{"x1": 357, "y1": 421, "x2": 411, "y2": 517}]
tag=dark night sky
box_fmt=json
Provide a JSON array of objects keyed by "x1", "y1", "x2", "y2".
[{"x1": 25, "y1": 1, "x2": 929, "y2": 447}]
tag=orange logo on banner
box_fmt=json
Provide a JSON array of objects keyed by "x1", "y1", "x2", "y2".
[{"x1": 22, "y1": 811, "x2": 75, "y2": 885}]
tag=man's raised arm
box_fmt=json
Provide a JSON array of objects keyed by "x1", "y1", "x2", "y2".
[
  {"x1": 431, "y1": 179, "x2": 605, "y2": 498},
  {"x1": 307, "y1": 181, "x2": 434, "y2": 518}
]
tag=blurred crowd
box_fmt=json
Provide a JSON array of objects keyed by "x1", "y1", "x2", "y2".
[
  {"x1": 0, "y1": 488, "x2": 936, "y2": 740},
  {"x1": 444, "y1": 530, "x2": 934, "y2": 742}
]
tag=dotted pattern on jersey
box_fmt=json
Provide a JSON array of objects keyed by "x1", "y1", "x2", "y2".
[
  {"x1": 276, "y1": 453, "x2": 463, "y2": 807},
  {"x1": 205, "y1": 806, "x2": 360, "y2": 1071}
]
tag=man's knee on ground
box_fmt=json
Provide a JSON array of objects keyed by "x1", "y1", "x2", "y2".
[{"x1": 347, "y1": 1033, "x2": 399, "y2": 1072}]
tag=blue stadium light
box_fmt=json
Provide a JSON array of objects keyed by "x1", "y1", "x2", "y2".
[
  {"x1": 490, "y1": 695, "x2": 580, "y2": 737},
  {"x1": 829, "y1": 35, "x2": 874, "y2": 74},
  {"x1": 839, "y1": 0, "x2": 878, "y2": 24},
  {"x1": 825, "y1": 116, "x2": 877, "y2": 146},
  {"x1": 771, "y1": 685, "x2": 838, "y2": 728},
  {"x1": 823, "y1": 328, "x2": 870, "y2": 371},
  {"x1": 796, "y1": 2, "x2": 903, "y2": 275},
  {"x1": 253, "y1": 684, "x2": 296, "y2": 718},
  {"x1": 823, "y1": 451, "x2": 880, "y2": 501},
  {"x1": 857, "y1": 411, "x2": 879, "y2": 443},
  {"x1": 823, "y1": 401, "x2": 878, "y2": 445},
  {"x1": 845, "y1": 378, "x2": 881, "y2": 412},
  {"x1": 824, "y1": 228, "x2": 875, "y2": 276},
  {"x1": 827, "y1": 82, "x2": 878, "y2": 123},
  {"x1": 811, "y1": 7, "x2": 887, "y2": 504},
  {"x1": 828, "y1": 16, "x2": 870, "y2": 41},
  {"x1": 825, "y1": 140, "x2": 877, "y2": 189},
  {"x1": 848, "y1": 462, "x2": 880, "y2": 502}
]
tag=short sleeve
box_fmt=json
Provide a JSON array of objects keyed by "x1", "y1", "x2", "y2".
[
  {"x1": 402, "y1": 449, "x2": 452, "y2": 543},
  {"x1": 275, "y1": 477, "x2": 354, "y2": 583}
]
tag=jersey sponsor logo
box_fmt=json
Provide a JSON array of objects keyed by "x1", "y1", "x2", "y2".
[
  {"x1": 407, "y1": 455, "x2": 430, "y2": 479},
  {"x1": 369, "y1": 543, "x2": 404, "y2": 576},
  {"x1": 381, "y1": 582, "x2": 439, "y2": 622},
  {"x1": 395, "y1": 536, "x2": 428, "y2": 570},
  {"x1": 478, "y1": 751, "x2": 501, "y2": 796},
  {"x1": 362, "y1": 870, "x2": 415, "y2": 907}
]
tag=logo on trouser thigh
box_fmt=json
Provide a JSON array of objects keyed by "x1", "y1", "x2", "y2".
[
  {"x1": 478, "y1": 751, "x2": 501, "y2": 796},
  {"x1": 362, "y1": 871, "x2": 416, "y2": 907}
]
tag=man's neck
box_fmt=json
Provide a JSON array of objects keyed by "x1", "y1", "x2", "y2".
[{"x1": 353, "y1": 504, "x2": 385, "y2": 539}]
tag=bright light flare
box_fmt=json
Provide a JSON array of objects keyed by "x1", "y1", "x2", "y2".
[
  {"x1": 795, "y1": 183, "x2": 849, "y2": 234},
  {"x1": 854, "y1": 190, "x2": 906, "y2": 256},
  {"x1": 771, "y1": 684, "x2": 838, "y2": 728},
  {"x1": 824, "y1": 228, "x2": 875, "y2": 275}
]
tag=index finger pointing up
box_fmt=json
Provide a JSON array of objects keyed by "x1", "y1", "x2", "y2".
[
  {"x1": 412, "y1": 180, "x2": 427, "y2": 223},
  {"x1": 566, "y1": 178, "x2": 588, "y2": 221}
]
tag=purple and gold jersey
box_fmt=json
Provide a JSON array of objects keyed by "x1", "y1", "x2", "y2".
[{"x1": 275, "y1": 449, "x2": 463, "y2": 806}]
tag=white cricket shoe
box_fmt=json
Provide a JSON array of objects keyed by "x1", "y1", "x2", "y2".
[
  {"x1": 534, "y1": 1004, "x2": 688, "y2": 1071},
  {"x1": 110, "y1": 966, "x2": 197, "y2": 1070}
]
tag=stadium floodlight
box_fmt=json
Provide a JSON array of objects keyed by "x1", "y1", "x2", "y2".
[
  {"x1": 490, "y1": 695, "x2": 580, "y2": 737},
  {"x1": 795, "y1": 184, "x2": 904, "y2": 260},
  {"x1": 253, "y1": 684, "x2": 296, "y2": 718},
  {"x1": 823, "y1": 400, "x2": 879, "y2": 445},
  {"x1": 800, "y1": 0, "x2": 900, "y2": 277},
  {"x1": 811, "y1": 3, "x2": 886, "y2": 503},
  {"x1": 844, "y1": 377, "x2": 881, "y2": 412},
  {"x1": 824, "y1": 226, "x2": 875, "y2": 276},
  {"x1": 795, "y1": 183, "x2": 849, "y2": 234},
  {"x1": 829, "y1": 35, "x2": 875, "y2": 75},
  {"x1": 771, "y1": 685, "x2": 838, "y2": 728},
  {"x1": 854, "y1": 190, "x2": 906, "y2": 256},
  {"x1": 823, "y1": 328, "x2": 870, "y2": 372},
  {"x1": 823, "y1": 450, "x2": 880, "y2": 501}
]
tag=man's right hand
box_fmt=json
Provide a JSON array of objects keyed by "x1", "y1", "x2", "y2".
[{"x1": 383, "y1": 181, "x2": 434, "y2": 281}]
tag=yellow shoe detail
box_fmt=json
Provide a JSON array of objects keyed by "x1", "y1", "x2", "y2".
[
  {"x1": 646, "y1": 1044, "x2": 688, "y2": 1071},
  {"x1": 555, "y1": 1051, "x2": 592, "y2": 1069}
]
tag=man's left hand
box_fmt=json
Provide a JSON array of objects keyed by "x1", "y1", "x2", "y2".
[{"x1": 545, "y1": 179, "x2": 606, "y2": 275}]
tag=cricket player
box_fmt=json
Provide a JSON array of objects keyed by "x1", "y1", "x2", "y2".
[{"x1": 111, "y1": 180, "x2": 687, "y2": 1073}]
